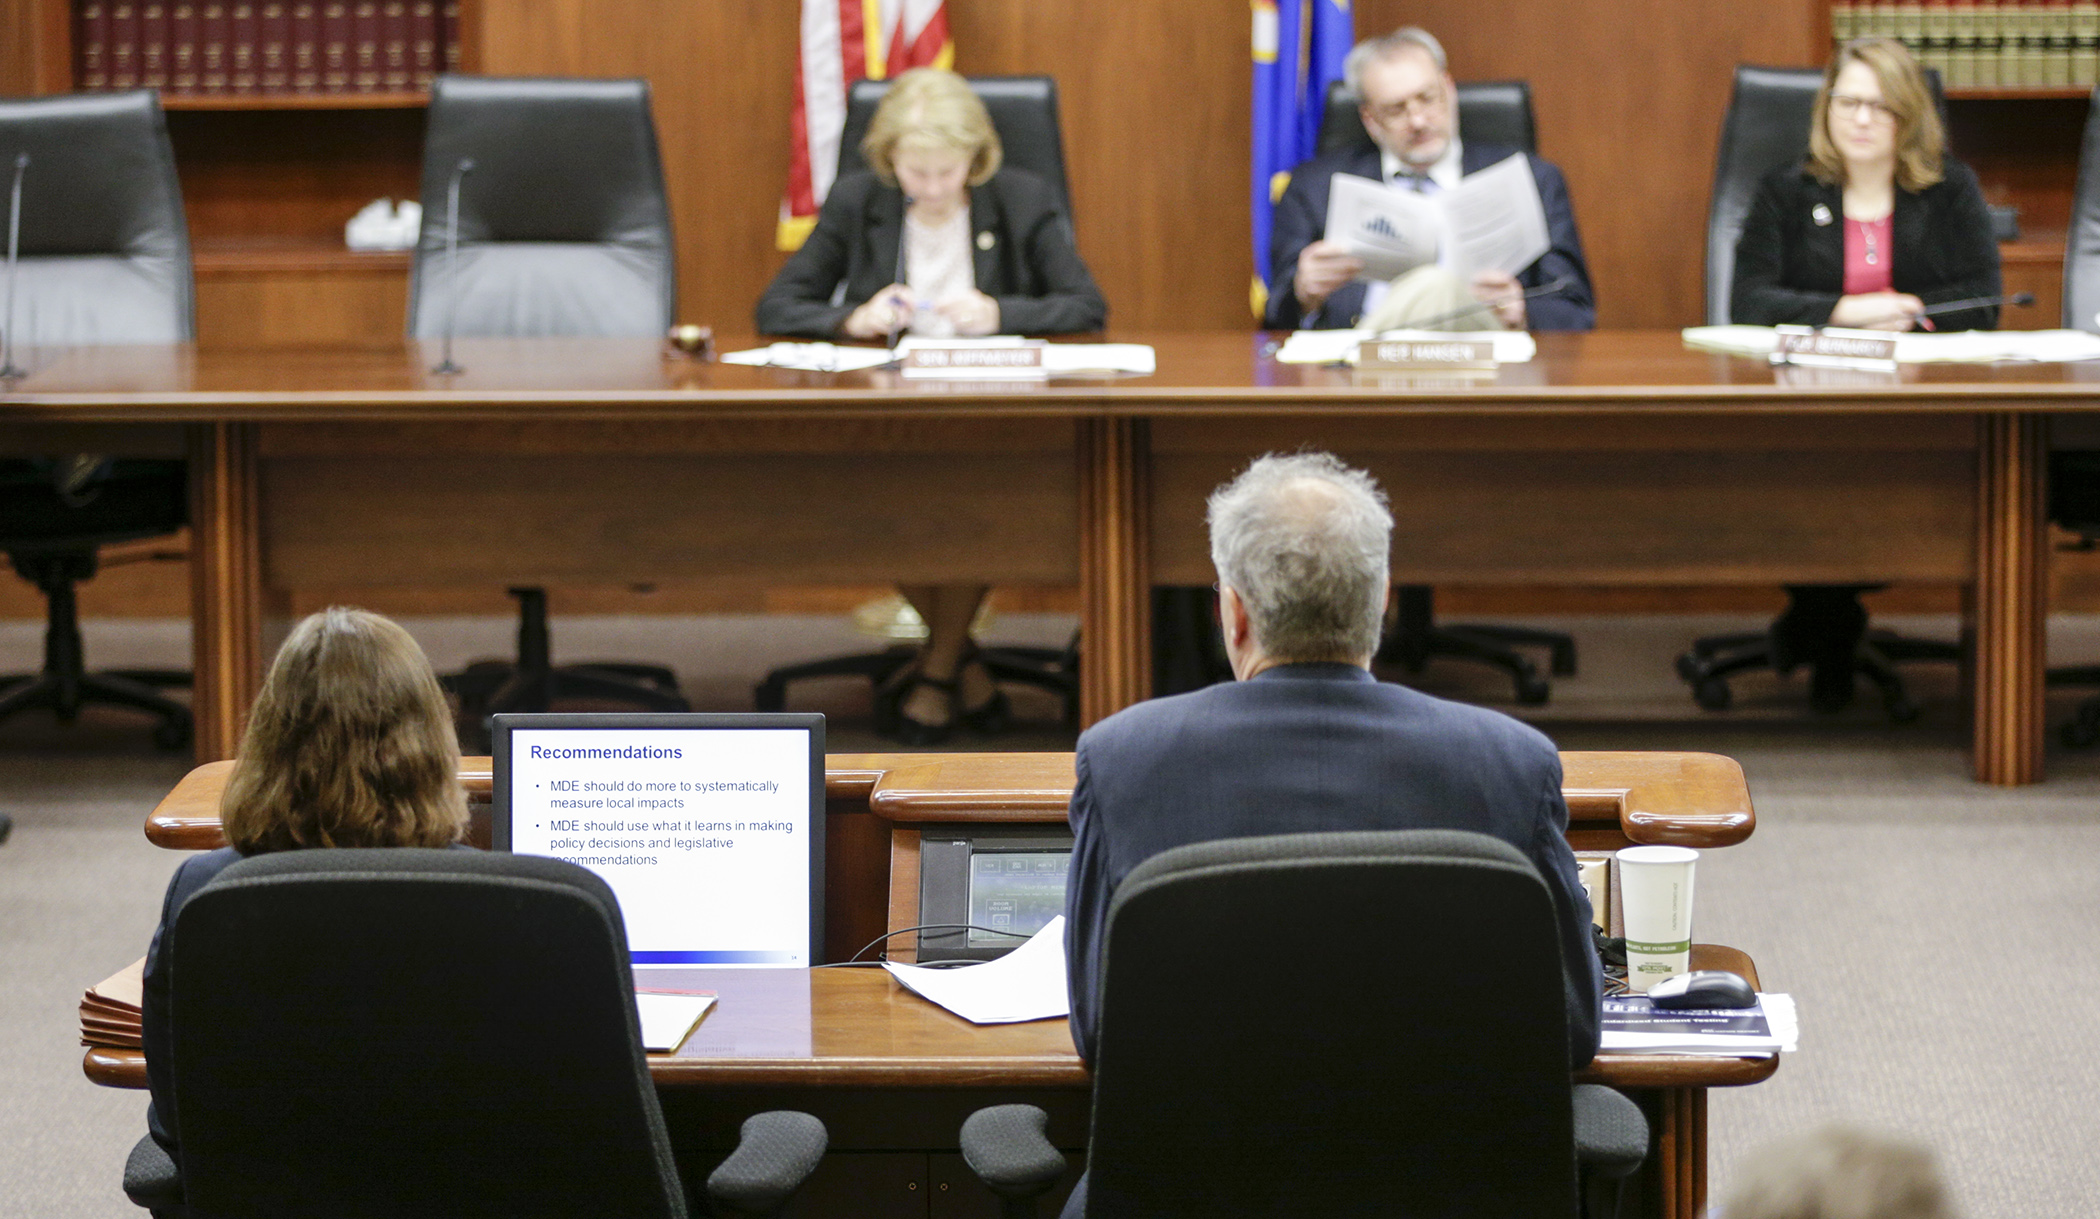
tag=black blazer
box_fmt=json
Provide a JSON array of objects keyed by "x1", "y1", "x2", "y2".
[
  {"x1": 1731, "y1": 160, "x2": 2002, "y2": 331},
  {"x1": 1262, "y1": 141, "x2": 1596, "y2": 331},
  {"x1": 755, "y1": 167, "x2": 1107, "y2": 338},
  {"x1": 1062, "y1": 663, "x2": 1602, "y2": 1073}
]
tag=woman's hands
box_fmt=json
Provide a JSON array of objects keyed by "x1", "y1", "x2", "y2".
[
  {"x1": 1829, "y1": 291, "x2": 1926, "y2": 331},
  {"x1": 841, "y1": 287, "x2": 1001, "y2": 339}
]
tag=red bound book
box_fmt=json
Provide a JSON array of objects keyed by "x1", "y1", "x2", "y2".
[
  {"x1": 259, "y1": 0, "x2": 287, "y2": 89},
  {"x1": 107, "y1": 0, "x2": 138, "y2": 88},
  {"x1": 76, "y1": 0, "x2": 108, "y2": 90},
  {"x1": 229, "y1": 0, "x2": 256, "y2": 91},
  {"x1": 439, "y1": 0, "x2": 458, "y2": 70},
  {"x1": 169, "y1": 0, "x2": 196, "y2": 91},
  {"x1": 380, "y1": 0, "x2": 407, "y2": 89},
  {"x1": 321, "y1": 0, "x2": 349, "y2": 91},
  {"x1": 352, "y1": 0, "x2": 378, "y2": 90},
  {"x1": 138, "y1": 1, "x2": 168, "y2": 87},
  {"x1": 289, "y1": 0, "x2": 316, "y2": 90},
  {"x1": 199, "y1": 0, "x2": 226, "y2": 92},
  {"x1": 407, "y1": 0, "x2": 434, "y2": 87}
]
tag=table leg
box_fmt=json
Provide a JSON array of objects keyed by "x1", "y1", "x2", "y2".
[
  {"x1": 1650, "y1": 1086, "x2": 1706, "y2": 1219},
  {"x1": 185, "y1": 421, "x2": 262, "y2": 762},
  {"x1": 1973, "y1": 413, "x2": 2047, "y2": 786},
  {"x1": 1078, "y1": 418, "x2": 1151, "y2": 727}
]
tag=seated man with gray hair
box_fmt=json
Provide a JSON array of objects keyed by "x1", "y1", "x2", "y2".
[{"x1": 1063, "y1": 450, "x2": 1601, "y2": 1075}]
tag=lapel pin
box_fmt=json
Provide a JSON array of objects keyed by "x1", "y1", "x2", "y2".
[
  {"x1": 1811, "y1": 203, "x2": 1833, "y2": 226},
  {"x1": 976, "y1": 230, "x2": 996, "y2": 250}
]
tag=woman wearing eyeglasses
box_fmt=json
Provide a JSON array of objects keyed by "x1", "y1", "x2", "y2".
[{"x1": 1732, "y1": 37, "x2": 2000, "y2": 332}]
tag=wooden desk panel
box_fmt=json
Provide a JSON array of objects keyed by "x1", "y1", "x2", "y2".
[{"x1": 0, "y1": 331, "x2": 2066, "y2": 781}]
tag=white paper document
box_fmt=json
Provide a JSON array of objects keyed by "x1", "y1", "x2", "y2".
[
  {"x1": 1323, "y1": 155, "x2": 1551, "y2": 283},
  {"x1": 1682, "y1": 325, "x2": 2100, "y2": 364},
  {"x1": 883, "y1": 915, "x2": 1071, "y2": 1024},
  {"x1": 1274, "y1": 328, "x2": 1537, "y2": 365},
  {"x1": 634, "y1": 992, "x2": 716, "y2": 1052},
  {"x1": 1600, "y1": 992, "x2": 1797, "y2": 1057},
  {"x1": 720, "y1": 343, "x2": 896, "y2": 372}
]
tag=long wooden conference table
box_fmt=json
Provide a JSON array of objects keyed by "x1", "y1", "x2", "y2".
[
  {"x1": 90, "y1": 750, "x2": 1769, "y2": 1219},
  {"x1": 0, "y1": 330, "x2": 2077, "y2": 781}
]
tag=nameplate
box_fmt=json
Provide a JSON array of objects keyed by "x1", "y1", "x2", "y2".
[
  {"x1": 1769, "y1": 326, "x2": 1898, "y2": 371},
  {"x1": 1355, "y1": 338, "x2": 1498, "y2": 371},
  {"x1": 899, "y1": 345, "x2": 1047, "y2": 378}
]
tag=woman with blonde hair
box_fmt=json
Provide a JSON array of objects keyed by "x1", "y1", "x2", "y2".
[
  {"x1": 758, "y1": 67, "x2": 1106, "y2": 741},
  {"x1": 137, "y1": 607, "x2": 467, "y2": 1208},
  {"x1": 1732, "y1": 37, "x2": 2000, "y2": 331}
]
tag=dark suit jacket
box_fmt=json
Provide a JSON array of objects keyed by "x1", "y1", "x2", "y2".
[
  {"x1": 1062, "y1": 663, "x2": 1603, "y2": 1074},
  {"x1": 1262, "y1": 142, "x2": 1596, "y2": 331},
  {"x1": 1731, "y1": 160, "x2": 2002, "y2": 331},
  {"x1": 755, "y1": 167, "x2": 1107, "y2": 338}
]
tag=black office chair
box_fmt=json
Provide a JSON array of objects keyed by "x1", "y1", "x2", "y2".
[
  {"x1": 121, "y1": 849, "x2": 826, "y2": 1218},
  {"x1": 0, "y1": 91, "x2": 193, "y2": 748},
  {"x1": 410, "y1": 76, "x2": 689, "y2": 741},
  {"x1": 955, "y1": 830, "x2": 1645, "y2": 1218},
  {"x1": 1676, "y1": 66, "x2": 1959, "y2": 720},
  {"x1": 754, "y1": 76, "x2": 1082, "y2": 730},
  {"x1": 2045, "y1": 89, "x2": 2100, "y2": 745},
  {"x1": 1271, "y1": 78, "x2": 1574, "y2": 705}
]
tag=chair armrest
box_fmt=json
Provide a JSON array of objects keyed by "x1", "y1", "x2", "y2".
[
  {"x1": 960, "y1": 1103, "x2": 1067, "y2": 1197},
  {"x1": 1573, "y1": 1084, "x2": 1649, "y2": 1180},
  {"x1": 705, "y1": 1110, "x2": 829, "y2": 1217},
  {"x1": 122, "y1": 1134, "x2": 183, "y2": 1210}
]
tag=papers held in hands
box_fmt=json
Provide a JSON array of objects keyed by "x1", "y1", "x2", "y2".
[
  {"x1": 1600, "y1": 993, "x2": 1798, "y2": 1056},
  {"x1": 635, "y1": 990, "x2": 717, "y2": 1052},
  {"x1": 884, "y1": 915, "x2": 1071, "y2": 1024},
  {"x1": 1323, "y1": 154, "x2": 1552, "y2": 282}
]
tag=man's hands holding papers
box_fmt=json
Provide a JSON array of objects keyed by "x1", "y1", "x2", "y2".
[
  {"x1": 883, "y1": 916, "x2": 1071, "y2": 1024},
  {"x1": 1294, "y1": 241, "x2": 1367, "y2": 314}
]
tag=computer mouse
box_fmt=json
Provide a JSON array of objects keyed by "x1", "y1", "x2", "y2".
[{"x1": 1645, "y1": 970, "x2": 1756, "y2": 1010}]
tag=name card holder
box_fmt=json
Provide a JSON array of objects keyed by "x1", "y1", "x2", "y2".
[
  {"x1": 899, "y1": 343, "x2": 1047, "y2": 378},
  {"x1": 1354, "y1": 338, "x2": 1498, "y2": 372},
  {"x1": 1769, "y1": 326, "x2": 1898, "y2": 372}
]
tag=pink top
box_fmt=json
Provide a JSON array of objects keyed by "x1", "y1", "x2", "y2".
[{"x1": 1843, "y1": 214, "x2": 1894, "y2": 296}]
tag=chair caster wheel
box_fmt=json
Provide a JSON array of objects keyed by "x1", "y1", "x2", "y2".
[
  {"x1": 1514, "y1": 676, "x2": 1550, "y2": 706},
  {"x1": 1884, "y1": 695, "x2": 1920, "y2": 724},
  {"x1": 1550, "y1": 642, "x2": 1577, "y2": 677},
  {"x1": 152, "y1": 720, "x2": 192, "y2": 750},
  {"x1": 1674, "y1": 653, "x2": 1704, "y2": 683},
  {"x1": 753, "y1": 679, "x2": 787, "y2": 713},
  {"x1": 1691, "y1": 677, "x2": 1732, "y2": 711},
  {"x1": 2063, "y1": 716, "x2": 2100, "y2": 749}
]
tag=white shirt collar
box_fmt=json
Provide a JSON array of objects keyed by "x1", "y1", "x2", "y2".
[{"x1": 1380, "y1": 135, "x2": 1465, "y2": 191}]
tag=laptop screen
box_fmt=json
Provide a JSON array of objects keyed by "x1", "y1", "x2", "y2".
[{"x1": 491, "y1": 712, "x2": 825, "y2": 968}]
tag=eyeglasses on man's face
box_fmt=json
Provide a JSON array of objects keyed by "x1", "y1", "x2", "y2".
[
  {"x1": 1828, "y1": 93, "x2": 1897, "y2": 123},
  {"x1": 1362, "y1": 85, "x2": 1448, "y2": 126}
]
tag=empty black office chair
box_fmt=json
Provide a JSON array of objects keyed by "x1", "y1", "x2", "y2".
[
  {"x1": 1676, "y1": 66, "x2": 1959, "y2": 720},
  {"x1": 122, "y1": 849, "x2": 825, "y2": 1218},
  {"x1": 410, "y1": 77, "x2": 688, "y2": 739},
  {"x1": 956, "y1": 830, "x2": 1644, "y2": 1218},
  {"x1": 754, "y1": 76, "x2": 1082, "y2": 729},
  {"x1": 1258, "y1": 78, "x2": 1573, "y2": 705},
  {"x1": 2046, "y1": 89, "x2": 2100, "y2": 745},
  {"x1": 0, "y1": 91, "x2": 193, "y2": 748}
]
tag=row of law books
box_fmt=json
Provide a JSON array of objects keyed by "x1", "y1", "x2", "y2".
[
  {"x1": 1832, "y1": 1, "x2": 2100, "y2": 88},
  {"x1": 73, "y1": 0, "x2": 461, "y2": 96}
]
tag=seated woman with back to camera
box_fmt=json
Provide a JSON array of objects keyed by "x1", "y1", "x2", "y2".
[
  {"x1": 756, "y1": 67, "x2": 1106, "y2": 742},
  {"x1": 1732, "y1": 37, "x2": 2001, "y2": 333},
  {"x1": 138, "y1": 607, "x2": 469, "y2": 1213}
]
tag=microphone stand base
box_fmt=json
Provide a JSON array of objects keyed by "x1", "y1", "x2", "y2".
[
  {"x1": 428, "y1": 360, "x2": 466, "y2": 375},
  {"x1": 0, "y1": 361, "x2": 27, "y2": 381}
]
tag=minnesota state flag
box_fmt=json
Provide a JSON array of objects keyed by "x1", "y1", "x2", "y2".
[{"x1": 1251, "y1": 0, "x2": 1351, "y2": 317}]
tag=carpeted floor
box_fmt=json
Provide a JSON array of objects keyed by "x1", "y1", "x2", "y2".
[{"x1": 5, "y1": 611, "x2": 2098, "y2": 1216}]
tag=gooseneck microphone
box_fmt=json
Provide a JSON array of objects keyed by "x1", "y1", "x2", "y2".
[
  {"x1": 1385, "y1": 275, "x2": 1577, "y2": 333},
  {"x1": 1, "y1": 153, "x2": 28, "y2": 382},
  {"x1": 430, "y1": 156, "x2": 475, "y2": 376},
  {"x1": 1916, "y1": 291, "x2": 2035, "y2": 319},
  {"x1": 886, "y1": 194, "x2": 915, "y2": 361}
]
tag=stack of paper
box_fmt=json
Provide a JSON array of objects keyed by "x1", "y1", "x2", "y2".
[
  {"x1": 719, "y1": 343, "x2": 896, "y2": 373},
  {"x1": 1600, "y1": 993, "x2": 1797, "y2": 1056},
  {"x1": 883, "y1": 915, "x2": 1071, "y2": 1024},
  {"x1": 1275, "y1": 328, "x2": 1538, "y2": 365},
  {"x1": 635, "y1": 990, "x2": 717, "y2": 1052},
  {"x1": 718, "y1": 339, "x2": 1157, "y2": 377},
  {"x1": 80, "y1": 957, "x2": 145, "y2": 1050}
]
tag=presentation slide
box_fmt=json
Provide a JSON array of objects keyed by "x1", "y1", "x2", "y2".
[{"x1": 505, "y1": 726, "x2": 813, "y2": 966}]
